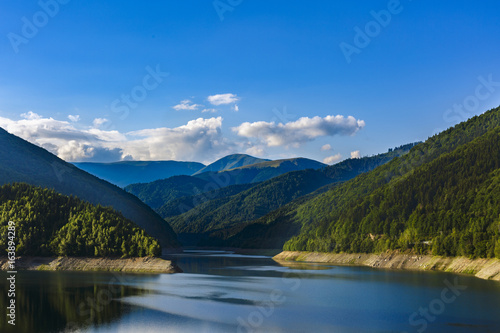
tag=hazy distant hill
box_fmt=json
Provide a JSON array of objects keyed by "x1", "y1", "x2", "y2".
[
  {"x1": 0, "y1": 127, "x2": 179, "y2": 248},
  {"x1": 193, "y1": 157, "x2": 327, "y2": 185},
  {"x1": 73, "y1": 161, "x2": 205, "y2": 187},
  {"x1": 192, "y1": 154, "x2": 269, "y2": 175}
]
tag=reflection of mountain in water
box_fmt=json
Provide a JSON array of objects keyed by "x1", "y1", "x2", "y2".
[{"x1": 0, "y1": 271, "x2": 151, "y2": 333}]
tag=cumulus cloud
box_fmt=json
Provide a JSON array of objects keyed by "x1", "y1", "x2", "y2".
[
  {"x1": 124, "y1": 117, "x2": 227, "y2": 161},
  {"x1": 202, "y1": 108, "x2": 217, "y2": 113},
  {"x1": 321, "y1": 144, "x2": 332, "y2": 151},
  {"x1": 68, "y1": 115, "x2": 80, "y2": 122},
  {"x1": 233, "y1": 104, "x2": 239, "y2": 112},
  {"x1": 323, "y1": 154, "x2": 342, "y2": 164},
  {"x1": 246, "y1": 145, "x2": 265, "y2": 157},
  {"x1": 92, "y1": 118, "x2": 108, "y2": 128},
  {"x1": 208, "y1": 93, "x2": 239, "y2": 106},
  {"x1": 21, "y1": 111, "x2": 41, "y2": 120},
  {"x1": 173, "y1": 99, "x2": 203, "y2": 111},
  {"x1": 351, "y1": 150, "x2": 361, "y2": 159},
  {"x1": 232, "y1": 115, "x2": 365, "y2": 147},
  {"x1": 0, "y1": 112, "x2": 230, "y2": 163}
]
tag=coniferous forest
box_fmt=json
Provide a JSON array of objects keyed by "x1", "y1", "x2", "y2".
[{"x1": 0, "y1": 183, "x2": 160, "y2": 257}]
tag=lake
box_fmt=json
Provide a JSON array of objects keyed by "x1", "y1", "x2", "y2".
[{"x1": 1, "y1": 250, "x2": 500, "y2": 332}]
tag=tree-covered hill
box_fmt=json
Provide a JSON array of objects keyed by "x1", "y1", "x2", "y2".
[
  {"x1": 157, "y1": 183, "x2": 256, "y2": 218},
  {"x1": 124, "y1": 157, "x2": 328, "y2": 213},
  {"x1": 0, "y1": 127, "x2": 179, "y2": 248},
  {"x1": 0, "y1": 183, "x2": 160, "y2": 257},
  {"x1": 167, "y1": 169, "x2": 334, "y2": 235},
  {"x1": 167, "y1": 145, "x2": 416, "y2": 245},
  {"x1": 125, "y1": 176, "x2": 212, "y2": 210},
  {"x1": 238, "y1": 106, "x2": 500, "y2": 258}
]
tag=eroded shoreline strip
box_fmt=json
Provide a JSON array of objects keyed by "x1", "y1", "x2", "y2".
[
  {"x1": 273, "y1": 251, "x2": 500, "y2": 281},
  {"x1": 0, "y1": 256, "x2": 182, "y2": 274}
]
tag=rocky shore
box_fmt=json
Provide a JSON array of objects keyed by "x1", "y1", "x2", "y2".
[
  {"x1": 0, "y1": 256, "x2": 182, "y2": 273},
  {"x1": 273, "y1": 251, "x2": 500, "y2": 281}
]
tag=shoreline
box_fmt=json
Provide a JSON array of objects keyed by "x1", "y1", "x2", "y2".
[
  {"x1": 0, "y1": 256, "x2": 182, "y2": 274},
  {"x1": 273, "y1": 251, "x2": 500, "y2": 282}
]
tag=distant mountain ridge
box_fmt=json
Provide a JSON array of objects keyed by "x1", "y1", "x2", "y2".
[
  {"x1": 0, "y1": 127, "x2": 179, "y2": 248},
  {"x1": 193, "y1": 157, "x2": 327, "y2": 186},
  {"x1": 192, "y1": 154, "x2": 270, "y2": 175},
  {"x1": 73, "y1": 160, "x2": 205, "y2": 187},
  {"x1": 125, "y1": 157, "x2": 328, "y2": 214}
]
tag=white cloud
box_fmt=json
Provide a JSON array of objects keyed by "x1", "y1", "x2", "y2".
[
  {"x1": 351, "y1": 150, "x2": 361, "y2": 159},
  {"x1": 232, "y1": 115, "x2": 365, "y2": 147},
  {"x1": 246, "y1": 146, "x2": 265, "y2": 157},
  {"x1": 173, "y1": 99, "x2": 203, "y2": 111},
  {"x1": 323, "y1": 154, "x2": 342, "y2": 164},
  {"x1": 124, "y1": 117, "x2": 228, "y2": 161},
  {"x1": 233, "y1": 104, "x2": 239, "y2": 112},
  {"x1": 208, "y1": 93, "x2": 239, "y2": 106},
  {"x1": 21, "y1": 111, "x2": 41, "y2": 120},
  {"x1": 321, "y1": 144, "x2": 332, "y2": 151},
  {"x1": 0, "y1": 113, "x2": 231, "y2": 163},
  {"x1": 68, "y1": 115, "x2": 80, "y2": 122},
  {"x1": 202, "y1": 108, "x2": 217, "y2": 113},
  {"x1": 92, "y1": 118, "x2": 108, "y2": 128}
]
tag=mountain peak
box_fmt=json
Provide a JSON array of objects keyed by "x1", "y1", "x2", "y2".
[{"x1": 193, "y1": 154, "x2": 270, "y2": 175}]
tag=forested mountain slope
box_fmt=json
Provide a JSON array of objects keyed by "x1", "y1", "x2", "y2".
[
  {"x1": 273, "y1": 107, "x2": 500, "y2": 257},
  {"x1": 0, "y1": 183, "x2": 161, "y2": 257},
  {"x1": 0, "y1": 127, "x2": 179, "y2": 248}
]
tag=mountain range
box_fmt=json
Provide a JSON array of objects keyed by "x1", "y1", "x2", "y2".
[{"x1": 1, "y1": 105, "x2": 499, "y2": 260}]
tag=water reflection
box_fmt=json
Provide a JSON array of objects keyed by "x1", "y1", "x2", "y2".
[
  {"x1": 1, "y1": 251, "x2": 500, "y2": 333},
  {"x1": 0, "y1": 271, "x2": 151, "y2": 333}
]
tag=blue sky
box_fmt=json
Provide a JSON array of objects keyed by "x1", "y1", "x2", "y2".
[{"x1": 1, "y1": 0, "x2": 500, "y2": 164}]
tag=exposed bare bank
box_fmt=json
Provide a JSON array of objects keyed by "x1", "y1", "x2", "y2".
[
  {"x1": 273, "y1": 251, "x2": 500, "y2": 281},
  {"x1": 0, "y1": 256, "x2": 182, "y2": 273}
]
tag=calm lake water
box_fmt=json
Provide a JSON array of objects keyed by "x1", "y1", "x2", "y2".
[{"x1": 1, "y1": 250, "x2": 500, "y2": 333}]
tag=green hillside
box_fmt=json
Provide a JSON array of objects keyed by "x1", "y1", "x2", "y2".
[
  {"x1": 0, "y1": 183, "x2": 160, "y2": 257},
  {"x1": 157, "y1": 183, "x2": 256, "y2": 218},
  {"x1": 167, "y1": 169, "x2": 333, "y2": 235},
  {"x1": 262, "y1": 106, "x2": 500, "y2": 258},
  {"x1": 125, "y1": 157, "x2": 327, "y2": 213},
  {"x1": 125, "y1": 176, "x2": 211, "y2": 210},
  {"x1": 0, "y1": 127, "x2": 179, "y2": 248},
  {"x1": 167, "y1": 145, "x2": 415, "y2": 245}
]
